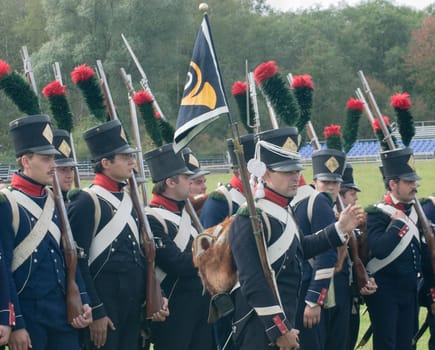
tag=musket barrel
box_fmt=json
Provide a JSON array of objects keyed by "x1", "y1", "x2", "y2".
[{"x1": 357, "y1": 70, "x2": 395, "y2": 150}]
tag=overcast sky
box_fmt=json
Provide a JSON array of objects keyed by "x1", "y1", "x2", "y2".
[{"x1": 267, "y1": 0, "x2": 433, "y2": 11}]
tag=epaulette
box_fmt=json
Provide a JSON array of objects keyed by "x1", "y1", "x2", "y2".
[
  {"x1": 236, "y1": 203, "x2": 263, "y2": 217},
  {"x1": 365, "y1": 204, "x2": 382, "y2": 214},
  {"x1": 209, "y1": 189, "x2": 227, "y2": 202},
  {"x1": 67, "y1": 188, "x2": 82, "y2": 201}
]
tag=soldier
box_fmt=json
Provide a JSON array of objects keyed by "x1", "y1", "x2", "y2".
[
  {"x1": 229, "y1": 127, "x2": 363, "y2": 350},
  {"x1": 144, "y1": 144, "x2": 214, "y2": 350},
  {"x1": 364, "y1": 147, "x2": 433, "y2": 350},
  {"x1": 200, "y1": 133, "x2": 255, "y2": 228},
  {"x1": 0, "y1": 114, "x2": 92, "y2": 350},
  {"x1": 295, "y1": 149, "x2": 350, "y2": 350},
  {"x1": 67, "y1": 119, "x2": 168, "y2": 350},
  {"x1": 0, "y1": 240, "x2": 12, "y2": 347},
  {"x1": 53, "y1": 129, "x2": 77, "y2": 199},
  {"x1": 197, "y1": 134, "x2": 255, "y2": 350},
  {"x1": 181, "y1": 147, "x2": 210, "y2": 216}
]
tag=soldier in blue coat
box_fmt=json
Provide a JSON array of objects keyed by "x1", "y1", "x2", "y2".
[
  {"x1": 67, "y1": 120, "x2": 168, "y2": 350},
  {"x1": 144, "y1": 144, "x2": 213, "y2": 350},
  {"x1": 200, "y1": 134, "x2": 255, "y2": 229},
  {"x1": 0, "y1": 115, "x2": 92, "y2": 350},
  {"x1": 293, "y1": 147, "x2": 351, "y2": 350},
  {"x1": 228, "y1": 127, "x2": 363, "y2": 350},
  {"x1": 365, "y1": 147, "x2": 433, "y2": 350}
]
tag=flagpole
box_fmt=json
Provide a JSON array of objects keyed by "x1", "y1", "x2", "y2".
[{"x1": 198, "y1": 3, "x2": 280, "y2": 300}]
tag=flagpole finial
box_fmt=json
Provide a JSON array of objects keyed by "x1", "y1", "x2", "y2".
[{"x1": 199, "y1": 3, "x2": 208, "y2": 14}]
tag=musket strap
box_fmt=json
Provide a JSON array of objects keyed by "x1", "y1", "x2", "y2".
[
  {"x1": 88, "y1": 186, "x2": 139, "y2": 265},
  {"x1": 366, "y1": 203, "x2": 419, "y2": 275},
  {"x1": 146, "y1": 207, "x2": 198, "y2": 283},
  {"x1": 12, "y1": 189, "x2": 57, "y2": 272},
  {"x1": 256, "y1": 199, "x2": 299, "y2": 265}
]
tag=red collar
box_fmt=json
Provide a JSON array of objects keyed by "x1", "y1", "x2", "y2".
[
  {"x1": 93, "y1": 173, "x2": 125, "y2": 192},
  {"x1": 11, "y1": 173, "x2": 46, "y2": 197},
  {"x1": 263, "y1": 186, "x2": 290, "y2": 207},
  {"x1": 150, "y1": 194, "x2": 184, "y2": 213},
  {"x1": 230, "y1": 175, "x2": 244, "y2": 194},
  {"x1": 384, "y1": 192, "x2": 410, "y2": 211}
]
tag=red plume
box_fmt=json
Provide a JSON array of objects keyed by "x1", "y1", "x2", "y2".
[
  {"x1": 372, "y1": 115, "x2": 390, "y2": 132},
  {"x1": 231, "y1": 81, "x2": 247, "y2": 96},
  {"x1": 70, "y1": 64, "x2": 95, "y2": 83},
  {"x1": 253, "y1": 60, "x2": 279, "y2": 84},
  {"x1": 133, "y1": 90, "x2": 153, "y2": 105},
  {"x1": 42, "y1": 80, "x2": 66, "y2": 97},
  {"x1": 346, "y1": 98, "x2": 364, "y2": 111},
  {"x1": 324, "y1": 124, "x2": 342, "y2": 138},
  {"x1": 291, "y1": 74, "x2": 314, "y2": 89},
  {"x1": 390, "y1": 93, "x2": 411, "y2": 110},
  {"x1": 0, "y1": 59, "x2": 11, "y2": 79}
]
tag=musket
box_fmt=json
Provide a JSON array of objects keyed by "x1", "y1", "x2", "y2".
[
  {"x1": 52, "y1": 169, "x2": 83, "y2": 323},
  {"x1": 20, "y1": 46, "x2": 38, "y2": 99},
  {"x1": 121, "y1": 34, "x2": 166, "y2": 121},
  {"x1": 355, "y1": 87, "x2": 375, "y2": 125},
  {"x1": 21, "y1": 49, "x2": 82, "y2": 323},
  {"x1": 52, "y1": 61, "x2": 81, "y2": 189},
  {"x1": 358, "y1": 70, "x2": 435, "y2": 275},
  {"x1": 98, "y1": 61, "x2": 164, "y2": 318},
  {"x1": 96, "y1": 60, "x2": 118, "y2": 120},
  {"x1": 247, "y1": 71, "x2": 261, "y2": 134},
  {"x1": 119, "y1": 67, "x2": 148, "y2": 205}
]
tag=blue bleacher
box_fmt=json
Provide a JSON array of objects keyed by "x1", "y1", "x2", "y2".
[{"x1": 299, "y1": 139, "x2": 435, "y2": 159}]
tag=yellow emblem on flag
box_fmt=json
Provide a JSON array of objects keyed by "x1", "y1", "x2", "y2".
[
  {"x1": 42, "y1": 124, "x2": 53, "y2": 144},
  {"x1": 325, "y1": 156, "x2": 339, "y2": 173},
  {"x1": 181, "y1": 62, "x2": 217, "y2": 109},
  {"x1": 282, "y1": 137, "x2": 298, "y2": 152},
  {"x1": 58, "y1": 140, "x2": 71, "y2": 157}
]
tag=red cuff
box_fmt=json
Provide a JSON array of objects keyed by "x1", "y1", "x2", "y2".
[
  {"x1": 9, "y1": 302, "x2": 15, "y2": 326},
  {"x1": 430, "y1": 288, "x2": 435, "y2": 303},
  {"x1": 272, "y1": 315, "x2": 289, "y2": 335},
  {"x1": 317, "y1": 288, "x2": 328, "y2": 306}
]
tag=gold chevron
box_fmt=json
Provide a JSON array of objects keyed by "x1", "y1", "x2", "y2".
[{"x1": 181, "y1": 61, "x2": 217, "y2": 109}]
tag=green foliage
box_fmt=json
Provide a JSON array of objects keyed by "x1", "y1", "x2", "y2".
[{"x1": 0, "y1": 0, "x2": 433, "y2": 160}]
